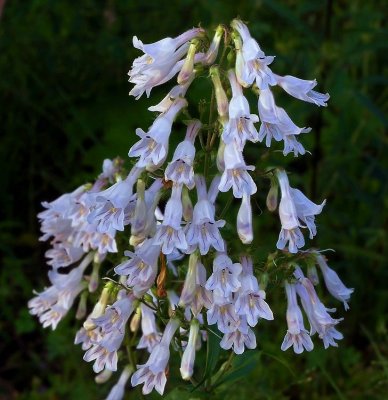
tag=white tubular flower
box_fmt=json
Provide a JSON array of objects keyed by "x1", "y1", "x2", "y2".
[
  {"x1": 276, "y1": 170, "x2": 325, "y2": 253},
  {"x1": 45, "y1": 243, "x2": 84, "y2": 270},
  {"x1": 180, "y1": 318, "x2": 200, "y2": 380},
  {"x1": 93, "y1": 294, "x2": 136, "y2": 335},
  {"x1": 179, "y1": 252, "x2": 200, "y2": 307},
  {"x1": 237, "y1": 194, "x2": 253, "y2": 244},
  {"x1": 137, "y1": 303, "x2": 161, "y2": 353},
  {"x1": 153, "y1": 184, "x2": 187, "y2": 254},
  {"x1": 131, "y1": 318, "x2": 180, "y2": 395},
  {"x1": 165, "y1": 120, "x2": 201, "y2": 188},
  {"x1": 128, "y1": 98, "x2": 187, "y2": 170},
  {"x1": 28, "y1": 253, "x2": 93, "y2": 330},
  {"x1": 106, "y1": 366, "x2": 132, "y2": 400},
  {"x1": 148, "y1": 74, "x2": 194, "y2": 113},
  {"x1": 274, "y1": 74, "x2": 330, "y2": 107},
  {"x1": 87, "y1": 167, "x2": 142, "y2": 233},
  {"x1": 316, "y1": 254, "x2": 354, "y2": 310},
  {"x1": 218, "y1": 141, "x2": 257, "y2": 198},
  {"x1": 75, "y1": 327, "x2": 101, "y2": 351},
  {"x1": 295, "y1": 267, "x2": 343, "y2": 349},
  {"x1": 231, "y1": 19, "x2": 276, "y2": 90},
  {"x1": 222, "y1": 70, "x2": 259, "y2": 149},
  {"x1": 186, "y1": 175, "x2": 225, "y2": 255},
  {"x1": 203, "y1": 25, "x2": 223, "y2": 65},
  {"x1": 114, "y1": 240, "x2": 160, "y2": 296},
  {"x1": 258, "y1": 88, "x2": 311, "y2": 156},
  {"x1": 281, "y1": 282, "x2": 314, "y2": 354},
  {"x1": 206, "y1": 253, "x2": 242, "y2": 298},
  {"x1": 83, "y1": 286, "x2": 111, "y2": 330},
  {"x1": 190, "y1": 261, "x2": 213, "y2": 316},
  {"x1": 83, "y1": 329, "x2": 124, "y2": 373},
  {"x1": 129, "y1": 28, "x2": 203, "y2": 99},
  {"x1": 131, "y1": 180, "x2": 147, "y2": 237},
  {"x1": 207, "y1": 291, "x2": 238, "y2": 333},
  {"x1": 178, "y1": 40, "x2": 198, "y2": 85},
  {"x1": 235, "y1": 256, "x2": 273, "y2": 326},
  {"x1": 220, "y1": 316, "x2": 256, "y2": 354}
]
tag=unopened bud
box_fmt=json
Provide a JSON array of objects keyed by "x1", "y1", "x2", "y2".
[
  {"x1": 210, "y1": 66, "x2": 228, "y2": 120},
  {"x1": 83, "y1": 286, "x2": 111, "y2": 330},
  {"x1": 307, "y1": 263, "x2": 320, "y2": 286},
  {"x1": 179, "y1": 252, "x2": 199, "y2": 307},
  {"x1": 95, "y1": 369, "x2": 113, "y2": 384},
  {"x1": 131, "y1": 179, "x2": 146, "y2": 236},
  {"x1": 178, "y1": 41, "x2": 198, "y2": 85},
  {"x1": 216, "y1": 139, "x2": 226, "y2": 171},
  {"x1": 88, "y1": 261, "x2": 101, "y2": 293},
  {"x1": 266, "y1": 178, "x2": 278, "y2": 212},
  {"x1": 237, "y1": 194, "x2": 253, "y2": 244},
  {"x1": 130, "y1": 306, "x2": 141, "y2": 332},
  {"x1": 260, "y1": 272, "x2": 269, "y2": 290},
  {"x1": 182, "y1": 186, "x2": 193, "y2": 222},
  {"x1": 75, "y1": 291, "x2": 88, "y2": 320},
  {"x1": 204, "y1": 25, "x2": 223, "y2": 65}
]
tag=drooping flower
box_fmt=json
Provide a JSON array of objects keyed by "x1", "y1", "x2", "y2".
[
  {"x1": 220, "y1": 315, "x2": 256, "y2": 354},
  {"x1": 105, "y1": 366, "x2": 132, "y2": 400},
  {"x1": 222, "y1": 69, "x2": 259, "y2": 149},
  {"x1": 316, "y1": 254, "x2": 354, "y2": 310},
  {"x1": 185, "y1": 175, "x2": 225, "y2": 255},
  {"x1": 274, "y1": 74, "x2": 329, "y2": 107},
  {"x1": 281, "y1": 282, "x2": 314, "y2": 354},
  {"x1": 276, "y1": 170, "x2": 325, "y2": 253},
  {"x1": 128, "y1": 98, "x2": 187, "y2": 170},
  {"x1": 165, "y1": 120, "x2": 201, "y2": 189},
  {"x1": 131, "y1": 318, "x2": 180, "y2": 395},
  {"x1": 180, "y1": 318, "x2": 200, "y2": 380}
]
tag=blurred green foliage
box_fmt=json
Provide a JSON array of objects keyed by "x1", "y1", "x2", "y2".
[{"x1": 0, "y1": 0, "x2": 387, "y2": 399}]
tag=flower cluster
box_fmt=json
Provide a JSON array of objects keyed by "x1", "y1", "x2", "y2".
[{"x1": 29, "y1": 20, "x2": 352, "y2": 399}]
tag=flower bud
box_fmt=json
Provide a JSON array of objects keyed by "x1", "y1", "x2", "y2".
[
  {"x1": 216, "y1": 139, "x2": 226, "y2": 171},
  {"x1": 179, "y1": 252, "x2": 199, "y2": 307},
  {"x1": 237, "y1": 194, "x2": 253, "y2": 244},
  {"x1": 182, "y1": 186, "x2": 193, "y2": 222},
  {"x1": 131, "y1": 179, "x2": 146, "y2": 236},
  {"x1": 130, "y1": 306, "x2": 141, "y2": 332},
  {"x1": 88, "y1": 261, "x2": 101, "y2": 293},
  {"x1": 204, "y1": 25, "x2": 223, "y2": 65},
  {"x1": 180, "y1": 318, "x2": 200, "y2": 380},
  {"x1": 83, "y1": 286, "x2": 111, "y2": 330},
  {"x1": 210, "y1": 66, "x2": 228, "y2": 121},
  {"x1": 266, "y1": 177, "x2": 278, "y2": 212},
  {"x1": 95, "y1": 369, "x2": 113, "y2": 384},
  {"x1": 75, "y1": 291, "x2": 88, "y2": 320},
  {"x1": 178, "y1": 40, "x2": 198, "y2": 85},
  {"x1": 307, "y1": 263, "x2": 320, "y2": 285}
]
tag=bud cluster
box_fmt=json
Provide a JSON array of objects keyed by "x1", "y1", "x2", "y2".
[{"x1": 29, "y1": 20, "x2": 352, "y2": 398}]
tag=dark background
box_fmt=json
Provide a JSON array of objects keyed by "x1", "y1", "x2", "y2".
[{"x1": 0, "y1": 0, "x2": 387, "y2": 399}]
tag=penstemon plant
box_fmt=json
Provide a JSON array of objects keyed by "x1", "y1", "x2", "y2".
[{"x1": 29, "y1": 20, "x2": 354, "y2": 398}]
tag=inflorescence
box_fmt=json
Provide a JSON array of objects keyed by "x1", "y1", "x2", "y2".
[{"x1": 29, "y1": 19, "x2": 353, "y2": 398}]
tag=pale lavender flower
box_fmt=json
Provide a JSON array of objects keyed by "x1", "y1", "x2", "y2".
[
  {"x1": 106, "y1": 366, "x2": 132, "y2": 400},
  {"x1": 180, "y1": 318, "x2": 200, "y2": 380},
  {"x1": 316, "y1": 254, "x2": 354, "y2": 310},
  {"x1": 114, "y1": 240, "x2": 160, "y2": 296},
  {"x1": 153, "y1": 184, "x2": 187, "y2": 254},
  {"x1": 258, "y1": 88, "x2": 311, "y2": 156},
  {"x1": 165, "y1": 120, "x2": 201, "y2": 188},
  {"x1": 137, "y1": 303, "x2": 161, "y2": 353},
  {"x1": 185, "y1": 175, "x2": 225, "y2": 255},
  {"x1": 231, "y1": 19, "x2": 276, "y2": 89},
  {"x1": 274, "y1": 74, "x2": 329, "y2": 107},
  {"x1": 128, "y1": 98, "x2": 187, "y2": 169},
  {"x1": 75, "y1": 327, "x2": 101, "y2": 351},
  {"x1": 222, "y1": 69, "x2": 259, "y2": 149},
  {"x1": 220, "y1": 316, "x2": 256, "y2": 354},
  {"x1": 28, "y1": 253, "x2": 93, "y2": 330},
  {"x1": 281, "y1": 282, "x2": 314, "y2": 354},
  {"x1": 131, "y1": 318, "x2": 180, "y2": 395},
  {"x1": 129, "y1": 28, "x2": 203, "y2": 99},
  {"x1": 218, "y1": 141, "x2": 257, "y2": 198},
  {"x1": 235, "y1": 256, "x2": 273, "y2": 326},
  {"x1": 45, "y1": 243, "x2": 84, "y2": 269},
  {"x1": 87, "y1": 167, "x2": 142, "y2": 233},
  {"x1": 205, "y1": 253, "x2": 242, "y2": 298},
  {"x1": 276, "y1": 170, "x2": 325, "y2": 253},
  {"x1": 295, "y1": 267, "x2": 344, "y2": 349},
  {"x1": 207, "y1": 293, "x2": 238, "y2": 333}
]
